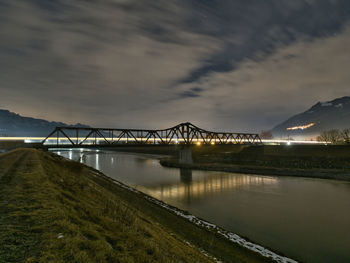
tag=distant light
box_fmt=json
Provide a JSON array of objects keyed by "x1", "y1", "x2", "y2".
[
  {"x1": 286, "y1": 123, "x2": 315, "y2": 131},
  {"x1": 211, "y1": 141, "x2": 215, "y2": 145},
  {"x1": 287, "y1": 141, "x2": 291, "y2": 146},
  {"x1": 196, "y1": 141, "x2": 201, "y2": 146}
]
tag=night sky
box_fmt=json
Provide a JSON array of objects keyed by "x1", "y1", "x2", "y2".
[{"x1": 1, "y1": 0, "x2": 350, "y2": 132}]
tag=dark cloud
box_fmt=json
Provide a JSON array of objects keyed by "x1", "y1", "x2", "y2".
[
  {"x1": 178, "y1": 87, "x2": 204, "y2": 98},
  {"x1": 180, "y1": 0, "x2": 350, "y2": 83},
  {"x1": 0, "y1": 0, "x2": 349, "y2": 131}
]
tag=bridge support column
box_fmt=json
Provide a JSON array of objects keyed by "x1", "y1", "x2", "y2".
[{"x1": 179, "y1": 146, "x2": 193, "y2": 164}]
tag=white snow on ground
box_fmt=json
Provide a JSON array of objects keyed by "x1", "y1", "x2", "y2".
[
  {"x1": 184, "y1": 240, "x2": 222, "y2": 263},
  {"x1": 92, "y1": 171, "x2": 298, "y2": 263},
  {"x1": 335, "y1": 103, "x2": 343, "y2": 108}
]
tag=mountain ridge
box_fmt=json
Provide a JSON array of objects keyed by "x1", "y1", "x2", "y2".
[
  {"x1": 0, "y1": 109, "x2": 89, "y2": 137},
  {"x1": 271, "y1": 96, "x2": 350, "y2": 139}
]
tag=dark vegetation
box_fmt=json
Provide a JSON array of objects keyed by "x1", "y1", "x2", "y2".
[
  {"x1": 317, "y1": 129, "x2": 350, "y2": 144},
  {"x1": 0, "y1": 140, "x2": 25, "y2": 150},
  {"x1": 108, "y1": 144, "x2": 350, "y2": 170},
  {"x1": 259, "y1": 130, "x2": 273, "y2": 139},
  {"x1": 192, "y1": 145, "x2": 350, "y2": 170},
  {"x1": 0, "y1": 148, "x2": 272, "y2": 263},
  {"x1": 160, "y1": 144, "x2": 350, "y2": 181}
]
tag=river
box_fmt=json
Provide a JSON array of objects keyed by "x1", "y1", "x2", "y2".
[{"x1": 54, "y1": 148, "x2": 350, "y2": 263}]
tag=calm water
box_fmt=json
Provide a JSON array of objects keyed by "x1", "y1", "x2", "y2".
[{"x1": 54, "y1": 149, "x2": 350, "y2": 263}]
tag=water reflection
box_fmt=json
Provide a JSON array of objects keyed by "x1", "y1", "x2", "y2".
[
  {"x1": 95, "y1": 153, "x2": 99, "y2": 170},
  {"x1": 141, "y1": 171, "x2": 278, "y2": 203},
  {"x1": 55, "y1": 149, "x2": 278, "y2": 201},
  {"x1": 52, "y1": 149, "x2": 350, "y2": 263},
  {"x1": 180, "y1": 168, "x2": 192, "y2": 184}
]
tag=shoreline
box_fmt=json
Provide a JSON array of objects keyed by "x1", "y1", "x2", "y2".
[
  {"x1": 1, "y1": 148, "x2": 288, "y2": 263},
  {"x1": 160, "y1": 158, "x2": 350, "y2": 182},
  {"x1": 85, "y1": 145, "x2": 350, "y2": 182},
  {"x1": 89, "y1": 166, "x2": 298, "y2": 263},
  {"x1": 51, "y1": 148, "x2": 298, "y2": 262}
]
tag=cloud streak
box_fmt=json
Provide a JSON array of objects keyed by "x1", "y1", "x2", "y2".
[{"x1": 1, "y1": 0, "x2": 350, "y2": 131}]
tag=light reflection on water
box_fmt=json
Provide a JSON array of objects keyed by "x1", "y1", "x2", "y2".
[
  {"x1": 138, "y1": 170, "x2": 278, "y2": 203},
  {"x1": 55, "y1": 148, "x2": 278, "y2": 200},
  {"x1": 53, "y1": 149, "x2": 350, "y2": 263}
]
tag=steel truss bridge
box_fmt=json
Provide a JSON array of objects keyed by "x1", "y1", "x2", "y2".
[{"x1": 42, "y1": 122, "x2": 262, "y2": 146}]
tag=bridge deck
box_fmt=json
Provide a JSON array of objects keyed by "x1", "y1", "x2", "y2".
[{"x1": 42, "y1": 122, "x2": 262, "y2": 146}]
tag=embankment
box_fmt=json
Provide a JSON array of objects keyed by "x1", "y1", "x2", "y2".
[
  {"x1": 0, "y1": 148, "x2": 278, "y2": 263},
  {"x1": 161, "y1": 145, "x2": 350, "y2": 181},
  {"x1": 160, "y1": 159, "x2": 350, "y2": 181},
  {"x1": 0, "y1": 140, "x2": 25, "y2": 151}
]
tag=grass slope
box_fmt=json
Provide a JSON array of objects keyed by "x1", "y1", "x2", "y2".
[{"x1": 0, "y1": 149, "x2": 272, "y2": 263}]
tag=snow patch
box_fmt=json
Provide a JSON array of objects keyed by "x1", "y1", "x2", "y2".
[
  {"x1": 335, "y1": 103, "x2": 343, "y2": 108},
  {"x1": 321, "y1": 102, "x2": 332, "y2": 106},
  {"x1": 184, "y1": 240, "x2": 222, "y2": 263}
]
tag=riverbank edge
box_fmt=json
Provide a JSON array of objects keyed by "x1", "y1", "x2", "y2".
[
  {"x1": 87, "y1": 163, "x2": 297, "y2": 263},
  {"x1": 160, "y1": 158, "x2": 350, "y2": 182},
  {"x1": 1, "y1": 148, "x2": 286, "y2": 263}
]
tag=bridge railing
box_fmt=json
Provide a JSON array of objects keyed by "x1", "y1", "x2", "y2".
[{"x1": 41, "y1": 122, "x2": 262, "y2": 146}]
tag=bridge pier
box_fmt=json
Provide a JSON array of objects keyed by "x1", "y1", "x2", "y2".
[{"x1": 179, "y1": 146, "x2": 193, "y2": 164}]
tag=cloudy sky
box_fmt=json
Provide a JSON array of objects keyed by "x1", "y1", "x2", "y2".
[{"x1": 1, "y1": 0, "x2": 350, "y2": 132}]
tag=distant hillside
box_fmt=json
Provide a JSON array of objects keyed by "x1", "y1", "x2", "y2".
[
  {"x1": 0, "y1": 109, "x2": 89, "y2": 137},
  {"x1": 271, "y1": 96, "x2": 350, "y2": 139}
]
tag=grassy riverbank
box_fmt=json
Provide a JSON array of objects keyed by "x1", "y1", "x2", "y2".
[
  {"x1": 0, "y1": 148, "x2": 273, "y2": 263},
  {"x1": 0, "y1": 140, "x2": 25, "y2": 151},
  {"x1": 161, "y1": 144, "x2": 350, "y2": 181}
]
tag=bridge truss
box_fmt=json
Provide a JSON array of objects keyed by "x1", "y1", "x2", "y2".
[{"x1": 42, "y1": 122, "x2": 262, "y2": 146}]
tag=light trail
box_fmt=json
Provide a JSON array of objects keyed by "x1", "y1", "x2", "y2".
[
  {"x1": 0, "y1": 137, "x2": 328, "y2": 145},
  {"x1": 261, "y1": 139, "x2": 327, "y2": 145}
]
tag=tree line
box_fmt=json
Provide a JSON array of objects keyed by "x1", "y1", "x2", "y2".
[
  {"x1": 317, "y1": 129, "x2": 350, "y2": 144},
  {"x1": 259, "y1": 129, "x2": 350, "y2": 145}
]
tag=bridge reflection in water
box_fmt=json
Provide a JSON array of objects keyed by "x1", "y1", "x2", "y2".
[
  {"x1": 53, "y1": 149, "x2": 350, "y2": 263},
  {"x1": 56, "y1": 148, "x2": 278, "y2": 203},
  {"x1": 138, "y1": 169, "x2": 278, "y2": 203}
]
